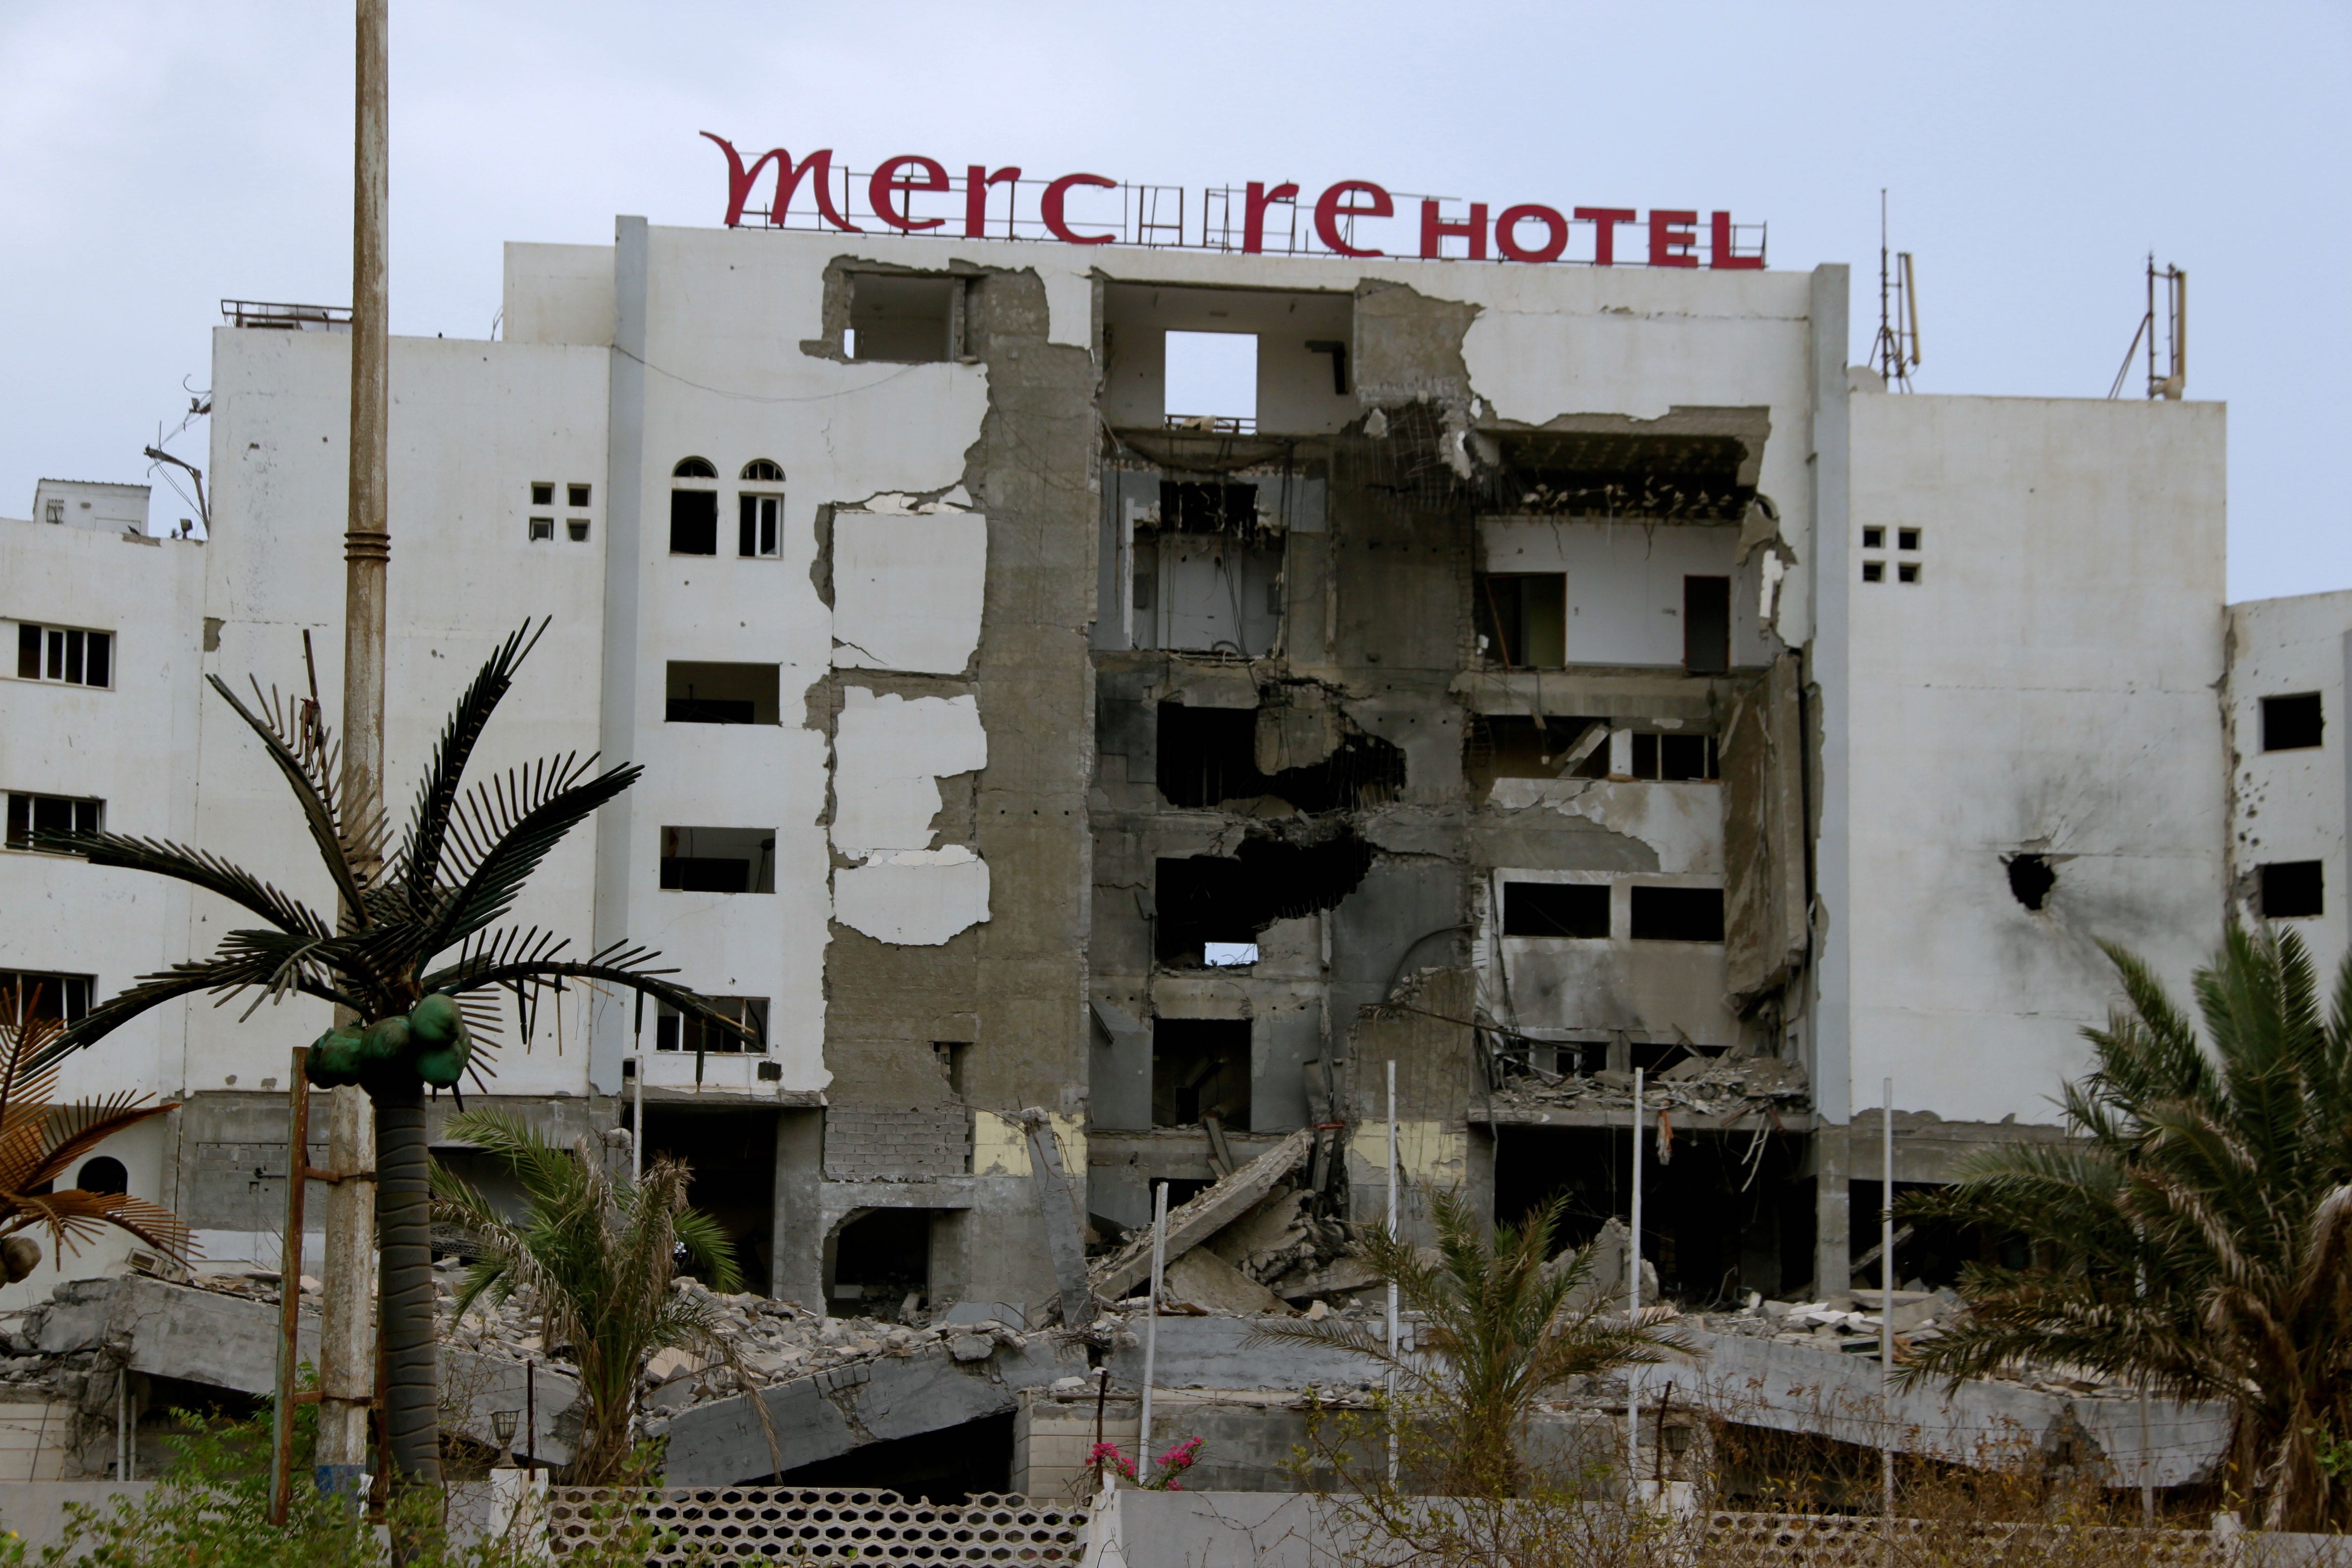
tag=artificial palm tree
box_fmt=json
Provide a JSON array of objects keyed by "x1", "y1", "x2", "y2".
[
  {"x1": 0, "y1": 1007, "x2": 191, "y2": 1282},
  {"x1": 431, "y1": 1108, "x2": 744, "y2": 1482},
  {"x1": 1255, "y1": 1188, "x2": 1688, "y2": 1497},
  {"x1": 32, "y1": 622, "x2": 747, "y2": 1489},
  {"x1": 1902, "y1": 925, "x2": 2352, "y2": 1530}
]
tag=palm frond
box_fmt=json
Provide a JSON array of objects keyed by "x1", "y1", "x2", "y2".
[
  {"x1": 206, "y1": 674, "x2": 370, "y2": 917},
  {"x1": 401, "y1": 621, "x2": 548, "y2": 900},
  {"x1": 24, "y1": 834, "x2": 330, "y2": 936},
  {"x1": 409, "y1": 758, "x2": 636, "y2": 960}
]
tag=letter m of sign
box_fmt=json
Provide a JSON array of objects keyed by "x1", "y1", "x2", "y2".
[{"x1": 700, "y1": 133, "x2": 862, "y2": 231}]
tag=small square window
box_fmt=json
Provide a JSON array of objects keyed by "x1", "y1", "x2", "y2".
[
  {"x1": 531, "y1": 483, "x2": 553, "y2": 506},
  {"x1": 2262, "y1": 694, "x2": 2323, "y2": 752},
  {"x1": 2261, "y1": 860, "x2": 2324, "y2": 919},
  {"x1": 568, "y1": 483, "x2": 591, "y2": 508},
  {"x1": 1898, "y1": 527, "x2": 1921, "y2": 551},
  {"x1": 529, "y1": 518, "x2": 554, "y2": 542},
  {"x1": 1898, "y1": 562, "x2": 1920, "y2": 584},
  {"x1": 1861, "y1": 526, "x2": 1884, "y2": 549},
  {"x1": 567, "y1": 519, "x2": 591, "y2": 543},
  {"x1": 1862, "y1": 561, "x2": 1884, "y2": 583}
]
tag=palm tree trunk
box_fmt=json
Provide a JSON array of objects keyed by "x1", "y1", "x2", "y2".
[{"x1": 374, "y1": 1081, "x2": 443, "y2": 1487}]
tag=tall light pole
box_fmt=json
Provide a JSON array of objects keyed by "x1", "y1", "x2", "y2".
[{"x1": 319, "y1": 0, "x2": 391, "y2": 1491}]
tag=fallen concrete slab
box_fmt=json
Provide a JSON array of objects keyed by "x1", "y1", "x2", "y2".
[{"x1": 1091, "y1": 1129, "x2": 1312, "y2": 1304}]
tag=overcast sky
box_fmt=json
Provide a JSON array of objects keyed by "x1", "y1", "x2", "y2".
[{"x1": 4, "y1": 1, "x2": 2346, "y2": 600}]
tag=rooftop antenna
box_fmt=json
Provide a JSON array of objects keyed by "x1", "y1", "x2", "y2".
[
  {"x1": 2108, "y1": 254, "x2": 2185, "y2": 400},
  {"x1": 1869, "y1": 191, "x2": 1921, "y2": 391}
]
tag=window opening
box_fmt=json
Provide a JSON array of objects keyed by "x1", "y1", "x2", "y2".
[
  {"x1": 2260, "y1": 860, "x2": 2324, "y2": 919},
  {"x1": 673, "y1": 457, "x2": 717, "y2": 479},
  {"x1": 0, "y1": 971, "x2": 93, "y2": 1027},
  {"x1": 1897, "y1": 527, "x2": 1921, "y2": 551},
  {"x1": 1155, "y1": 701, "x2": 1405, "y2": 813},
  {"x1": 1628, "y1": 732, "x2": 1720, "y2": 782},
  {"x1": 15, "y1": 624, "x2": 112, "y2": 687},
  {"x1": 1163, "y1": 331, "x2": 1258, "y2": 433},
  {"x1": 1152, "y1": 1018, "x2": 1252, "y2": 1128},
  {"x1": 44, "y1": 500, "x2": 63, "y2": 525},
  {"x1": 531, "y1": 482, "x2": 554, "y2": 506},
  {"x1": 1862, "y1": 561, "x2": 1884, "y2": 584},
  {"x1": 848, "y1": 274, "x2": 956, "y2": 363},
  {"x1": 2262, "y1": 693, "x2": 2323, "y2": 752},
  {"x1": 6, "y1": 793, "x2": 102, "y2": 850},
  {"x1": 1683, "y1": 576, "x2": 1730, "y2": 674},
  {"x1": 75, "y1": 1157, "x2": 127, "y2": 1195},
  {"x1": 1203, "y1": 942, "x2": 1259, "y2": 967},
  {"x1": 1897, "y1": 562, "x2": 1920, "y2": 585},
  {"x1": 1154, "y1": 831, "x2": 1373, "y2": 965},
  {"x1": 1628, "y1": 885, "x2": 1725, "y2": 942},
  {"x1": 1502, "y1": 882, "x2": 1610, "y2": 938},
  {"x1": 566, "y1": 520, "x2": 590, "y2": 543},
  {"x1": 641, "y1": 1108, "x2": 777, "y2": 1289},
  {"x1": 831, "y1": 1207, "x2": 933, "y2": 1307},
  {"x1": 655, "y1": 995, "x2": 769, "y2": 1053},
  {"x1": 1861, "y1": 527, "x2": 1884, "y2": 549},
  {"x1": 568, "y1": 483, "x2": 592, "y2": 508},
  {"x1": 933, "y1": 1042, "x2": 970, "y2": 1098},
  {"x1": 742, "y1": 460, "x2": 784, "y2": 483},
  {"x1": 2006, "y1": 853, "x2": 2057, "y2": 911},
  {"x1": 670, "y1": 487, "x2": 718, "y2": 555},
  {"x1": 529, "y1": 518, "x2": 554, "y2": 542},
  {"x1": 665, "y1": 662, "x2": 781, "y2": 724},
  {"x1": 658, "y1": 827, "x2": 777, "y2": 893},
  {"x1": 1475, "y1": 574, "x2": 1567, "y2": 669},
  {"x1": 739, "y1": 494, "x2": 782, "y2": 558},
  {"x1": 1464, "y1": 715, "x2": 1608, "y2": 795}
]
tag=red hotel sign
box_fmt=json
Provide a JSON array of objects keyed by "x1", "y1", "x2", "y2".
[{"x1": 703, "y1": 135, "x2": 1765, "y2": 269}]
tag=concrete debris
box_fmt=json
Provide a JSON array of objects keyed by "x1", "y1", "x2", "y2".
[
  {"x1": 1090, "y1": 1127, "x2": 1314, "y2": 1302},
  {"x1": 1491, "y1": 1051, "x2": 1812, "y2": 1119},
  {"x1": 1160, "y1": 1250, "x2": 1293, "y2": 1317}
]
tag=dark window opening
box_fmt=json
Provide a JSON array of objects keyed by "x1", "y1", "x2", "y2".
[
  {"x1": 659, "y1": 827, "x2": 776, "y2": 893},
  {"x1": 2007, "y1": 853, "x2": 2057, "y2": 911},
  {"x1": 1152, "y1": 1018, "x2": 1252, "y2": 1129},
  {"x1": 665, "y1": 662, "x2": 781, "y2": 725},
  {"x1": 1897, "y1": 562, "x2": 1920, "y2": 585},
  {"x1": 0, "y1": 971, "x2": 93, "y2": 1027},
  {"x1": 849, "y1": 274, "x2": 956, "y2": 363},
  {"x1": 1503, "y1": 881, "x2": 1610, "y2": 939},
  {"x1": 2261, "y1": 860, "x2": 2324, "y2": 919},
  {"x1": 1154, "y1": 830, "x2": 1374, "y2": 965},
  {"x1": 528, "y1": 518, "x2": 554, "y2": 542},
  {"x1": 742, "y1": 459, "x2": 784, "y2": 483},
  {"x1": 566, "y1": 519, "x2": 590, "y2": 543},
  {"x1": 1464, "y1": 715, "x2": 1608, "y2": 795},
  {"x1": 1683, "y1": 576, "x2": 1730, "y2": 674},
  {"x1": 1862, "y1": 561, "x2": 1884, "y2": 584},
  {"x1": 1628, "y1": 885, "x2": 1724, "y2": 942},
  {"x1": 669, "y1": 488, "x2": 718, "y2": 555},
  {"x1": 1897, "y1": 527, "x2": 1921, "y2": 551},
  {"x1": 567, "y1": 483, "x2": 591, "y2": 508},
  {"x1": 1628, "y1": 732, "x2": 1720, "y2": 782},
  {"x1": 1861, "y1": 527, "x2": 1884, "y2": 549},
  {"x1": 641, "y1": 1107, "x2": 776, "y2": 1290},
  {"x1": 654, "y1": 995, "x2": 768, "y2": 1055},
  {"x1": 1157, "y1": 482, "x2": 1260, "y2": 535},
  {"x1": 2263, "y1": 693, "x2": 2324, "y2": 752},
  {"x1": 1474, "y1": 573, "x2": 1566, "y2": 669},
  {"x1": 16, "y1": 624, "x2": 111, "y2": 687},
  {"x1": 531, "y1": 482, "x2": 554, "y2": 506},
  {"x1": 1155, "y1": 701, "x2": 1406, "y2": 813},
  {"x1": 738, "y1": 494, "x2": 782, "y2": 558},
  {"x1": 673, "y1": 456, "x2": 717, "y2": 479},
  {"x1": 831, "y1": 1207, "x2": 933, "y2": 1305},
  {"x1": 6, "y1": 793, "x2": 102, "y2": 850},
  {"x1": 933, "y1": 1042, "x2": 970, "y2": 1099},
  {"x1": 75, "y1": 1156, "x2": 127, "y2": 1195}
]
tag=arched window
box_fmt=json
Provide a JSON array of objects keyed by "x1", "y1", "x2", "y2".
[
  {"x1": 75, "y1": 1156, "x2": 127, "y2": 1195},
  {"x1": 670, "y1": 458, "x2": 719, "y2": 553},
  {"x1": 739, "y1": 460, "x2": 784, "y2": 558}
]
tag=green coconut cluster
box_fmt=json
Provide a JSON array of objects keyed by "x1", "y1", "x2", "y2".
[{"x1": 307, "y1": 993, "x2": 471, "y2": 1090}]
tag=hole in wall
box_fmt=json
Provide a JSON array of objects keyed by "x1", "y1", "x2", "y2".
[
  {"x1": 2007, "y1": 853, "x2": 2057, "y2": 911},
  {"x1": 1156, "y1": 701, "x2": 1405, "y2": 812},
  {"x1": 830, "y1": 1207, "x2": 934, "y2": 1309},
  {"x1": 1154, "y1": 828, "x2": 1374, "y2": 964},
  {"x1": 1151, "y1": 1017, "x2": 1252, "y2": 1129}
]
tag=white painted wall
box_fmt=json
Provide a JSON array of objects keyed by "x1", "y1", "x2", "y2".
[
  {"x1": 30, "y1": 480, "x2": 150, "y2": 536},
  {"x1": 1479, "y1": 517, "x2": 1766, "y2": 669},
  {"x1": 1838, "y1": 392, "x2": 2227, "y2": 1125},
  {"x1": 2224, "y1": 589, "x2": 2352, "y2": 975}
]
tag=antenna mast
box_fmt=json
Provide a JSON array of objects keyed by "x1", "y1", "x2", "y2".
[
  {"x1": 2107, "y1": 255, "x2": 2185, "y2": 400},
  {"x1": 1868, "y1": 191, "x2": 1921, "y2": 390}
]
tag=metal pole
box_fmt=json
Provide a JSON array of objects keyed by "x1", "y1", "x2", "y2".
[
  {"x1": 270, "y1": 1048, "x2": 314, "y2": 1524},
  {"x1": 1385, "y1": 1059, "x2": 1399, "y2": 1486},
  {"x1": 1138, "y1": 1182, "x2": 1169, "y2": 1482},
  {"x1": 1882, "y1": 1077, "x2": 1896, "y2": 1539},
  {"x1": 324, "y1": 0, "x2": 390, "y2": 1490},
  {"x1": 1628, "y1": 1065, "x2": 1644, "y2": 1504}
]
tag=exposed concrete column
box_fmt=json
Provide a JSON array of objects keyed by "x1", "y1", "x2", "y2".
[
  {"x1": 771, "y1": 1109, "x2": 823, "y2": 1310},
  {"x1": 1813, "y1": 1126, "x2": 1852, "y2": 1298}
]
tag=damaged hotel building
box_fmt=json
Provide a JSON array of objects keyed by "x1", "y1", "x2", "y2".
[{"x1": 6, "y1": 167, "x2": 2309, "y2": 1339}]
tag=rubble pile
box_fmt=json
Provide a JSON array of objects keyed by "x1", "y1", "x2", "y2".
[{"x1": 1489, "y1": 1050, "x2": 1812, "y2": 1117}]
